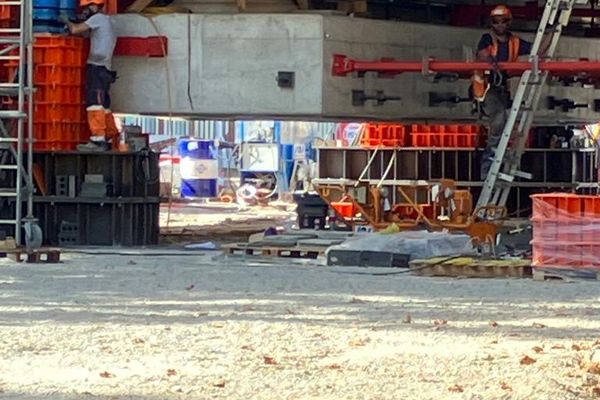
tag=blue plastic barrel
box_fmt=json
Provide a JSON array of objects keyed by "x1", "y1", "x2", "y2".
[
  {"x1": 59, "y1": 0, "x2": 77, "y2": 9},
  {"x1": 281, "y1": 144, "x2": 294, "y2": 185},
  {"x1": 179, "y1": 138, "x2": 218, "y2": 198},
  {"x1": 33, "y1": 0, "x2": 60, "y2": 7},
  {"x1": 33, "y1": 8, "x2": 59, "y2": 21},
  {"x1": 58, "y1": 0, "x2": 77, "y2": 18}
]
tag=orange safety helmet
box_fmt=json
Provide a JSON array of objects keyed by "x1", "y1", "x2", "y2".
[
  {"x1": 80, "y1": 0, "x2": 105, "y2": 6},
  {"x1": 490, "y1": 5, "x2": 512, "y2": 19}
]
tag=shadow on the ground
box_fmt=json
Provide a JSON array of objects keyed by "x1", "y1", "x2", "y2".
[{"x1": 0, "y1": 254, "x2": 598, "y2": 340}]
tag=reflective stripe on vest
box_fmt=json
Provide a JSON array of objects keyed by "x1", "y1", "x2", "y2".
[{"x1": 488, "y1": 36, "x2": 521, "y2": 62}]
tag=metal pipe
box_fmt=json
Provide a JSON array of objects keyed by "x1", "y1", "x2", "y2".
[{"x1": 26, "y1": 0, "x2": 33, "y2": 219}]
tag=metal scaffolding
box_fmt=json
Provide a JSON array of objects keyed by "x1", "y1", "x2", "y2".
[{"x1": 0, "y1": 0, "x2": 35, "y2": 245}]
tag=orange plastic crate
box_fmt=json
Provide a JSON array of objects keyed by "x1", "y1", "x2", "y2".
[
  {"x1": 412, "y1": 133, "x2": 442, "y2": 147},
  {"x1": 34, "y1": 35, "x2": 87, "y2": 49},
  {"x1": 33, "y1": 45, "x2": 87, "y2": 67},
  {"x1": 531, "y1": 218, "x2": 559, "y2": 241},
  {"x1": 531, "y1": 240, "x2": 580, "y2": 267},
  {"x1": 578, "y1": 242, "x2": 600, "y2": 268},
  {"x1": 361, "y1": 123, "x2": 407, "y2": 148},
  {"x1": 34, "y1": 122, "x2": 90, "y2": 143},
  {"x1": 34, "y1": 84, "x2": 85, "y2": 104},
  {"x1": 582, "y1": 195, "x2": 600, "y2": 217},
  {"x1": 34, "y1": 65, "x2": 85, "y2": 85},
  {"x1": 6, "y1": 63, "x2": 86, "y2": 85},
  {"x1": 531, "y1": 193, "x2": 583, "y2": 220},
  {"x1": 34, "y1": 102, "x2": 86, "y2": 123}
]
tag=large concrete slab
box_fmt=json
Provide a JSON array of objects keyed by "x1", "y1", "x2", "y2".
[{"x1": 111, "y1": 13, "x2": 600, "y2": 123}]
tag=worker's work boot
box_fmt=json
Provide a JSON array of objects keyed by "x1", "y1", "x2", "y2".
[
  {"x1": 105, "y1": 111, "x2": 120, "y2": 143},
  {"x1": 77, "y1": 140, "x2": 110, "y2": 152}
]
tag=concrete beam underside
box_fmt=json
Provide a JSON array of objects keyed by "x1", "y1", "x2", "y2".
[{"x1": 112, "y1": 14, "x2": 600, "y2": 123}]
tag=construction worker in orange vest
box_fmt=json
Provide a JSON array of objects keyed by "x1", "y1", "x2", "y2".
[
  {"x1": 474, "y1": 4, "x2": 558, "y2": 178},
  {"x1": 473, "y1": 5, "x2": 535, "y2": 178},
  {"x1": 60, "y1": 0, "x2": 118, "y2": 151}
]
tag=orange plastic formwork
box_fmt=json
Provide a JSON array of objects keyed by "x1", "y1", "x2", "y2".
[
  {"x1": 530, "y1": 193, "x2": 600, "y2": 269},
  {"x1": 33, "y1": 122, "x2": 89, "y2": 151},
  {"x1": 331, "y1": 201, "x2": 356, "y2": 218},
  {"x1": 2, "y1": 34, "x2": 90, "y2": 150},
  {"x1": 410, "y1": 124, "x2": 481, "y2": 148},
  {"x1": 34, "y1": 84, "x2": 85, "y2": 104},
  {"x1": 360, "y1": 123, "x2": 408, "y2": 148},
  {"x1": 0, "y1": 4, "x2": 17, "y2": 28}
]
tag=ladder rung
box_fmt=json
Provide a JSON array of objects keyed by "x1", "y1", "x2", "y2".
[
  {"x1": 0, "y1": 38, "x2": 20, "y2": 45},
  {"x1": 0, "y1": 1, "x2": 24, "y2": 4},
  {"x1": 0, "y1": 219, "x2": 18, "y2": 225},
  {"x1": 0, "y1": 111, "x2": 26, "y2": 119},
  {"x1": 0, "y1": 137, "x2": 18, "y2": 143},
  {"x1": 0, "y1": 190, "x2": 18, "y2": 197},
  {"x1": 497, "y1": 173, "x2": 514, "y2": 182},
  {"x1": 511, "y1": 170, "x2": 533, "y2": 180},
  {"x1": 0, "y1": 29, "x2": 22, "y2": 34},
  {"x1": 0, "y1": 165, "x2": 18, "y2": 170}
]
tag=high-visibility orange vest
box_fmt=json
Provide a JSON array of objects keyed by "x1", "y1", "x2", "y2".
[
  {"x1": 472, "y1": 35, "x2": 521, "y2": 101},
  {"x1": 487, "y1": 35, "x2": 521, "y2": 62}
]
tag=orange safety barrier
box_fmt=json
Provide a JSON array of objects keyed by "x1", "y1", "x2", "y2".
[{"x1": 531, "y1": 193, "x2": 600, "y2": 269}]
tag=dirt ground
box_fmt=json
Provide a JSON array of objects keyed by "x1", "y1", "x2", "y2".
[
  {"x1": 159, "y1": 203, "x2": 296, "y2": 242},
  {"x1": 1, "y1": 251, "x2": 600, "y2": 400}
]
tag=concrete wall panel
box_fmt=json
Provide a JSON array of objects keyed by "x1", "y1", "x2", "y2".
[
  {"x1": 188, "y1": 14, "x2": 323, "y2": 117},
  {"x1": 112, "y1": 14, "x2": 192, "y2": 114},
  {"x1": 111, "y1": 14, "x2": 600, "y2": 123}
]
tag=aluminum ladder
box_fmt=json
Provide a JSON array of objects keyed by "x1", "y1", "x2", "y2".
[
  {"x1": 0, "y1": 0, "x2": 35, "y2": 245},
  {"x1": 475, "y1": 0, "x2": 582, "y2": 211}
]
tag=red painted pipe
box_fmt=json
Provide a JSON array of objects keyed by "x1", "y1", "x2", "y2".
[{"x1": 332, "y1": 54, "x2": 600, "y2": 79}]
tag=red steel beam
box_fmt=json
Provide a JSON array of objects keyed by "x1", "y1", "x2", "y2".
[
  {"x1": 332, "y1": 54, "x2": 600, "y2": 79},
  {"x1": 114, "y1": 36, "x2": 168, "y2": 57}
]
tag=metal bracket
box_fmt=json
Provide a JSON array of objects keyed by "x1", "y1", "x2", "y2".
[
  {"x1": 352, "y1": 90, "x2": 401, "y2": 106},
  {"x1": 428, "y1": 92, "x2": 470, "y2": 107}
]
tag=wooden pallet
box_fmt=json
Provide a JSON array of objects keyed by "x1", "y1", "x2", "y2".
[
  {"x1": 409, "y1": 257, "x2": 532, "y2": 278},
  {"x1": 4, "y1": 248, "x2": 61, "y2": 263},
  {"x1": 223, "y1": 243, "x2": 327, "y2": 259},
  {"x1": 532, "y1": 267, "x2": 600, "y2": 282}
]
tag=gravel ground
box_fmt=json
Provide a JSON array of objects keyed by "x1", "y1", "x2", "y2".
[{"x1": 0, "y1": 252, "x2": 599, "y2": 399}]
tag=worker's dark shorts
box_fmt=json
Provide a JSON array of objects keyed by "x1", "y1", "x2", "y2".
[{"x1": 85, "y1": 64, "x2": 117, "y2": 109}]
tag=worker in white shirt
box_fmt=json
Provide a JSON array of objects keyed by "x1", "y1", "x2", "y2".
[{"x1": 62, "y1": 0, "x2": 118, "y2": 151}]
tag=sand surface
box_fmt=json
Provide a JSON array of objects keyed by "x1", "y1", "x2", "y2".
[{"x1": 1, "y1": 252, "x2": 599, "y2": 399}]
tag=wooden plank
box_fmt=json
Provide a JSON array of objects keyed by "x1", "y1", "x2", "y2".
[
  {"x1": 126, "y1": 0, "x2": 155, "y2": 13},
  {"x1": 410, "y1": 257, "x2": 532, "y2": 279}
]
